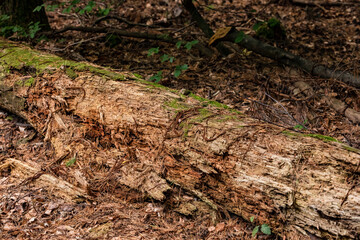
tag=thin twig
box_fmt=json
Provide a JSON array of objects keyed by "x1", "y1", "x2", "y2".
[
  {"x1": 173, "y1": 21, "x2": 196, "y2": 34},
  {"x1": 94, "y1": 15, "x2": 162, "y2": 28},
  {"x1": 50, "y1": 36, "x2": 103, "y2": 52}
]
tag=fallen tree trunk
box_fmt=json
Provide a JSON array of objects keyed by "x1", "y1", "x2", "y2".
[
  {"x1": 291, "y1": 0, "x2": 356, "y2": 6},
  {"x1": 0, "y1": 39, "x2": 359, "y2": 239},
  {"x1": 226, "y1": 31, "x2": 360, "y2": 88}
]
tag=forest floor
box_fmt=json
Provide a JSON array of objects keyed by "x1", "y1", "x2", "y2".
[{"x1": 1, "y1": 0, "x2": 359, "y2": 239}]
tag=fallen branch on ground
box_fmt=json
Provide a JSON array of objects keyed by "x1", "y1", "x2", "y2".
[
  {"x1": 291, "y1": 0, "x2": 356, "y2": 6},
  {"x1": 44, "y1": 26, "x2": 214, "y2": 57},
  {"x1": 182, "y1": 0, "x2": 360, "y2": 88}
]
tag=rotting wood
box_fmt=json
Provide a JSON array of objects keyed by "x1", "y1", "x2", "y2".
[
  {"x1": 0, "y1": 158, "x2": 88, "y2": 202},
  {"x1": 0, "y1": 38, "x2": 359, "y2": 239}
]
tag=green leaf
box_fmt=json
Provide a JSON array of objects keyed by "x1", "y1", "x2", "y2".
[
  {"x1": 103, "y1": 8, "x2": 110, "y2": 16},
  {"x1": 62, "y1": 6, "x2": 73, "y2": 13},
  {"x1": 160, "y1": 33, "x2": 170, "y2": 39},
  {"x1": 294, "y1": 119, "x2": 307, "y2": 130},
  {"x1": 253, "y1": 21, "x2": 264, "y2": 31},
  {"x1": 71, "y1": 0, "x2": 81, "y2": 5},
  {"x1": 149, "y1": 71, "x2": 162, "y2": 83},
  {"x1": 174, "y1": 69, "x2": 182, "y2": 78},
  {"x1": 174, "y1": 64, "x2": 188, "y2": 78},
  {"x1": 252, "y1": 226, "x2": 259, "y2": 237},
  {"x1": 160, "y1": 54, "x2": 170, "y2": 63},
  {"x1": 250, "y1": 216, "x2": 255, "y2": 223},
  {"x1": 66, "y1": 157, "x2": 76, "y2": 167},
  {"x1": 206, "y1": 4, "x2": 215, "y2": 9},
  {"x1": 147, "y1": 47, "x2": 159, "y2": 56},
  {"x1": 46, "y1": 4, "x2": 59, "y2": 12},
  {"x1": 294, "y1": 124, "x2": 305, "y2": 130},
  {"x1": 29, "y1": 22, "x2": 41, "y2": 38},
  {"x1": 33, "y1": 4, "x2": 45, "y2": 12},
  {"x1": 184, "y1": 40, "x2": 199, "y2": 50},
  {"x1": 79, "y1": 1, "x2": 95, "y2": 14},
  {"x1": 176, "y1": 41, "x2": 183, "y2": 49},
  {"x1": 179, "y1": 64, "x2": 188, "y2": 70},
  {"x1": 235, "y1": 31, "x2": 245, "y2": 43},
  {"x1": 0, "y1": 14, "x2": 10, "y2": 21},
  {"x1": 160, "y1": 54, "x2": 174, "y2": 63},
  {"x1": 12, "y1": 25, "x2": 24, "y2": 33},
  {"x1": 98, "y1": 7, "x2": 110, "y2": 16},
  {"x1": 1, "y1": 26, "x2": 16, "y2": 35},
  {"x1": 268, "y1": 18, "x2": 280, "y2": 28},
  {"x1": 261, "y1": 224, "x2": 271, "y2": 235}
]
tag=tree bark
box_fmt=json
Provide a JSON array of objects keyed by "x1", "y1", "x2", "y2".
[
  {"x1": 0, "y1": 39, "x2": 359, "y2": 239},
  {"x1": 0, "y1": 0, "x2": 50, "y2": 30}
]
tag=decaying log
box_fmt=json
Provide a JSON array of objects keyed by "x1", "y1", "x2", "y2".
[{"x1": 0, "y1": 38, "x2": 359, "y2": 239}]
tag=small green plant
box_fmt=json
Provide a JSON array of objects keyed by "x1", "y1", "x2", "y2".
[
  {"x1": 0, "y1": 20, "x2": 41, "y2": 39},
  {"x1": 5, "y1": 115, "x2": 14, "y2": 121},
  {"x1": 175, "y1": 41, "x2": 183, "y2": 49},
  {"x1": 234, "y1": 31, "x2": 245, "y2": 43},
  {"x1": 62, "y1": 0, "x2": 80, "y2": 13},
  {"x1": 174, "y1": 64, "x2": 188, "y2": 78},
  {"x1": 294, "y1": 119, "x2": 308, "y2": 130},
  {"x1": 79, "y1": 1, "x2": 95, "y2": 15},
  {"x1": 34, "y1": 1, "x2": 110, "y2": 17},
  {"x1": 97, "y1": 7, "x2": 111, "y2": 17},
  {"x1": 147, "y1": 40, "x2": 197, "y2": 82},
  {"x1": 253, "y1": 17, "x2": 286, "y2": 40},
  {"x1": 160, "y1": 54, "x2": 174, "y2": 63},
  {"x1": 206, "y1": 4, "x2": 215, "y2": 10},
  {"x1": 33, "y1": 4, "x2": 45, "y2": 12},
  {"x1": 66, "y1": 157, "x2": 77, "y2": 167},
  {"x1": 184, "y1": 40, "x2": 198, "y2": 50},
  {"x1": 149, "y1": 71, "x2": 163, "y2": 83},
  {"x1": 250, "y1": 216, "x2": 272, "y2": 238},
  {"x1": 28, "y1": 22, "x2": 41, "y2": 38},
  {"x1": 47, "y1": 4, "x2": 60, "y2": 12},
  {"x1": 147, "y1": 47, "x2": 159, "y2": 56}
]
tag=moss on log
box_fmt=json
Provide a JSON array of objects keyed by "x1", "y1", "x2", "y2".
[{"x1": 0, "y1": 38, "x2": 359, "y2": 239}]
